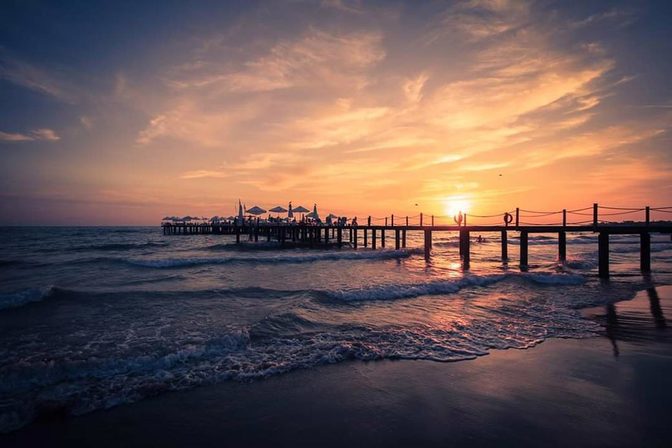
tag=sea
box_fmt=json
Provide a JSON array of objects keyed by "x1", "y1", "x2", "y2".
[{"x1": 1, "y1": 226, "x2": 671, "y2": 433}]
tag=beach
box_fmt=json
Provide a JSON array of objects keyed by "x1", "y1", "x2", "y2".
[{"x1": 3, "y1": 285, "x2": 671, "y2": 447}]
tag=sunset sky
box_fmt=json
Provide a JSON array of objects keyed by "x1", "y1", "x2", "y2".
[{"x1": 1, "y1": 0, "x2": 671, "y2": 225}]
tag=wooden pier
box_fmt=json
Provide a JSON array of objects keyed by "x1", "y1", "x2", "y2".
[{"x1": 161, "y1": 204, "x2": 672, "y2": 279}]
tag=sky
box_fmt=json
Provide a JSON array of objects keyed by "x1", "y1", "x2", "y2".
[{"x1": 1, "y1": 0, "x2": 671, "y2": 225}]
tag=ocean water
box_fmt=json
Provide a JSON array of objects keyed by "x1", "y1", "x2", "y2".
[{"x1": 1, "y1": 226, "x2": 671, "y2": 432}]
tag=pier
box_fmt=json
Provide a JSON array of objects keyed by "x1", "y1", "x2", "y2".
[{"x1": 162, "y1": 204, "x2": 672, "y2": 279}]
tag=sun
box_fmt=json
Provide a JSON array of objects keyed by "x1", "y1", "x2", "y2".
[{"x1": 443, "y1": 197, "x2": 471, "y2": 217}]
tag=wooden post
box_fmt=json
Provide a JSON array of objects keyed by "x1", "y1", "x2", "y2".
[
  {"x1": 641, "y1": 232, "x2": 651, "y2": 273},
  {"x1": 385, "y1": 217, "x2": 388, "y2": 227},
  {"x1": 391, "y1": 215, "x2": 394, "y2": 226},
  {"x1": 559, "y1": 231, "x2": 566, "y2": 261},
  {"x1": 364, "y1": 228, "x2": 368, "y2": 247},
  {"x1": 324, "y1": 227, "x2": 329, "y2": 244},
  {"x1": 337, "y1": 227, "x2": 342, "y2": 248},
  {"x1": 520, "y1": 230, "x2": 528, "y2": 269},
  {"x1": 353, "y1": 228, "x2": 358, "y2": 249},
  {"x1": 267, "y1": 228, "x2": 272, "y2": 242},
  {"x1": 424, "y1": 229, "x2": 432, "y2": 260},
  {"x1": 645, "y1": 206, "x2": 650, "y2": 226},
  {"x1": 395, "y1": 229, "x2": 400, "y2": 250},
  {"x1": 460, "y1": 229, "x2": 470, "y2": 269},
  {"x1": 593, "y1": 203, "x2": 598, "y2": 227},
  {"x1": 515, "y1": 208, "x2": 520, "y2": 227},
  {"x1": 598, "y1": 231, "x2": 609, "y2": 279},
  {"x1": 402, "y1": 230, "x2": 407, "y2": 248},
  {"x1": 563, "y1": 209, "x2": 567, "y2": 227},
  {"x1": 406, "y1": 216, "x2": 409, "y2": 226},
  {"x1": 381, "y1": 229, "x2": 385, "y2": 248},
  {"x1": 420, "y1": 213, "x2": 423, "y2": 226},
  {"x1": 368, "y1": 216, "x2": 371, "y2": 226},
  {"x1": 501, "y1": 230, "x2": 508, "y2": 260},
  {"x1": 464, "y1": 214, "x2": 467, "y2": 227},
  {"x1": 431, "y1": 215, "x2": 434, "y2": 226},
  {"x1": 236, "y1": 227, "x2": 240, "y2": 244},
  {"x1": 372, "y1": 229, "x2": 377, "y2": 249}
]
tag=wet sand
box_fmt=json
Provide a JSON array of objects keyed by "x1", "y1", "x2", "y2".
[{"x1": 3, "y1": 285, "x2": 672, "y2": 447}]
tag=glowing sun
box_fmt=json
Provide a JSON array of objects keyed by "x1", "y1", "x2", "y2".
[{"x1": 443, "y1": 197, "x2": 471, "y2": 217}]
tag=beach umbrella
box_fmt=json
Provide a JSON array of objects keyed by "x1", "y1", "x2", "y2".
[
  {"x1": 293, "y1": 205, "x2": 310, "y2": 221},
  {"x1": 237, "y1": 200, "x2": 244, "y2": 222},
  {"x1": 269, "y1": 206, "x2": 288, "y2": 213},
  {"x1": 246, "y1": 205, "x2": 267, "y2": 215},
  {"x1": 292, "y1": 205, "x2": 310, "y2": 213}
]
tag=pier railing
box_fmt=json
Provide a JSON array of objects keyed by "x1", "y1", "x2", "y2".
[{"x1": 161, "y1": 204, "x2": 672, "y2": 279}]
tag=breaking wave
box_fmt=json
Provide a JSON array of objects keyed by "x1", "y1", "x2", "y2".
[
  {"x1": 0, "y1": 287, "x2": 54, "y2": 310},
  {"x1": 327, "y1": 272, "x2": 586, "y2": 302},
  {"x1": 125, "y1": 249, "x2": 422, "y2": 268}
]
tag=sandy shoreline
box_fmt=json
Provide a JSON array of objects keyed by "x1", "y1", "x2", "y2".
[{"x1": 3, "y1": 285, "x2": 672, "y2": 447}]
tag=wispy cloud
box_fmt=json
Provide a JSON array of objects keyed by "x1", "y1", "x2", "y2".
[
  {"x1": 0, "y1": 128, "x2": 60, "y2": 142},
  {"x1": 0, "y1": 51, "x2": 78, "y2": 103}
]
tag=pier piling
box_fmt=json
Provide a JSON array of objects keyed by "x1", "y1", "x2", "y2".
[
  {"x1": 598, "y1": 231, "x2": 609, "y2": 278},
  {"x1": 424, "y1": 229, "x2": 432, "y2": 260},
  {"x1": 641, "y1": 232, "x2": 651, "y2": 273},
  {"x1": 520, "y1": 231, "x2": 529, "y2": 270},
  {"x1": 460, "y1": 229, "x2": 470, "y2": 269}
]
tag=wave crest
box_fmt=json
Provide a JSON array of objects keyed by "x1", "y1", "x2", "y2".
[
  {"x1": 328, "y1": 272, "x2": 586, "y2": 302},
  {"x1": 0, "y1": 287, "x2": 54, "y2": 310},
  {"x1": 126, "y1": 249, "x2": 422, "y2": 268}
]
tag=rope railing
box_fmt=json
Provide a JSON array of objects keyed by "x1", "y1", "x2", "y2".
[
  {"x1": 519, "y1": 212, "x2": 561, "y2": 218},
  {"x1": 599, "y1": 206, "x2": 646, "y2": 211},
  {"x1": 207, "y1": 204, "x2": 671, "y2": 227},
  {"x1": 566, "y1": 206, "x2": 593, "y2": 213},
  {"x1": 519, "y1": 209, "x2": 562, "y2": 215},
  {"x1": 597, "y1": 209, "x2": 644, "y2": 217},
  {"x1": 519, "y1": 221, "x2": 564, "y2": 226}
]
